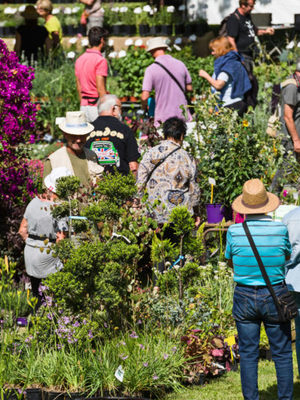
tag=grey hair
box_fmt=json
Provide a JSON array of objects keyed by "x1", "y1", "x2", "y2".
[{"x1": 98, "y1": 94, "x2": 119, "y2": 114}]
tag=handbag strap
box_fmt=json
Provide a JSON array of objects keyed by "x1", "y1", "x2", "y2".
[
  {"x1": 154, "y1": 61, "x2": 188, "y2": 101},
  {"x1": 145, "y1": 146, "x2": 180, "y2": 187},
  {"x1": 242, "y1": 221, "x2": 285, "y2": 320}
]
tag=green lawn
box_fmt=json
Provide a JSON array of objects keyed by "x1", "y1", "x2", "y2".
[{"x1": 165, "y1": 351, "x2": 300, "y2": 400}]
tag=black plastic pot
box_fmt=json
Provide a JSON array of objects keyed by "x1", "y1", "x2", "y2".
[
  {"x1": 139, "y1": 24, "x2": 150, "y2": 36},
  {"x1": 161, "y1": 25, "x2": 172, "y2": 35},
  {"x1": 25, "y1": 388, "x2": 42, "y2": 400},
  {"x1": 43, "y1": 391, "x2": 65, "y2": 400},
  {"x1": 149, "y1": 25, "x2": 162, "y2": 36},
  {"x1": 183, "y1": 24, "x2": 195, "y2": 36},
  {"x1": 175, "y1": 24, "x2": 184, "y2": 35},
  {"x1": 194, "y1": 21, "x2": 209, "y2": 37},
  {"x1": 3, "y1": 389, "x2": 22, "y2": 400}
]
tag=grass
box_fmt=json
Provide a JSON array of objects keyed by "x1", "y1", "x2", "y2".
[{"x1": 165, "y1": 351, "x2": 300, "y2": 400}]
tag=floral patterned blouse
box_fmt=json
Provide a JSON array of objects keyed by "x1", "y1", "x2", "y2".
[{"x1": 137, "y1": 140, "x2": 200, "y2": 224}]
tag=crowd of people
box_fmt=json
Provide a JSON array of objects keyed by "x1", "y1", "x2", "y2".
[{"x1": 12, "y1": 0, "x2": 300, "y2": 399}]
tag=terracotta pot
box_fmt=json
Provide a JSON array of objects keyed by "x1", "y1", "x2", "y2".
[
  {"x1": 120, "y1": 96, "x2": 129, "y2": 102},
  {"x1": 129, "y1": 96, "x2": 139, "y2": 102}
]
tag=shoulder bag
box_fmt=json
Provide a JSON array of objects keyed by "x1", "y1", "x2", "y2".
[{"x1": 242, "y1": 221, "x2": 298, "y2": 323}]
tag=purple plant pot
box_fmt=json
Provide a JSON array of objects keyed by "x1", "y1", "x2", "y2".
[
  {"x1": 16, "y1": 317, "x2": 28, "y2": 327},
  {"x1": 205, "y1": 204, "x2": 224, "y2": 224}
]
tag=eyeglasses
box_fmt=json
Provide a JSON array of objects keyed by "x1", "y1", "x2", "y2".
[
  {"x1": 114, "y1": 104, "x2": 122, "y2": 109},
  {"x1": 246, "y1": 3, "x2": 255, "y2": 8}
]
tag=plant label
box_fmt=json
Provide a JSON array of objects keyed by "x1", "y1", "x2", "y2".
[
  {"x1": 25, "y1": 282, "x2": 32, "y2": 290},
  {"x1": 115, "y1": 365, "x2": 125, "y2": 382},
  {"x1": 293, "y1": 192, "x2": 299, "y2": 200},
  {"x1": 208, "y1": 177, "x2": 216, "y2": 186}
]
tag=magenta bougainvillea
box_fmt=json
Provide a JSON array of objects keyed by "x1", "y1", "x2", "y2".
[{"x1": 0, "y1": 39, "x2": 37, "y2": 207}]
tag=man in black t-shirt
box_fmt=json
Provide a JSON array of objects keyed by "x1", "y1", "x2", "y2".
[
  {"x1": 227, "y1": 0, "x2": 274, "y2": 72},
  {"x1": 86, "y1": 95, "x2": 140, "y2": 176}
]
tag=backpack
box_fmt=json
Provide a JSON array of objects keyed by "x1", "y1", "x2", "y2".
[{"x1": 219, "y1": 11, "x2": 240, "y2": 36}]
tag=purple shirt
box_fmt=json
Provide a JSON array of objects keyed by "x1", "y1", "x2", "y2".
[{"x1": 142, "y1": 55, "x2": 192, "y2": 126}]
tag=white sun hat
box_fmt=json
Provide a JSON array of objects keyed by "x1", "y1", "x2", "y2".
[
  {"x1": 58, "y1": 111, "x2": 94, "y2": 135},
  {"x1": 146, "y1": 37, "x2": 168, "y2": 52},
  {"x1": 44, "y1": 167, "x2": 73, "y2": 193}
]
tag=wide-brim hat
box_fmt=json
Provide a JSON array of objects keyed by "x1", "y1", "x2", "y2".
[
  {"x1": 58, "y1": 111, "x2": 94, "y2": 136},
  {"x1": 44, "y1": 167, "x2": 73, "y2": 193},
  {"x1": 232, "y1": 178, "x2": 280, "y2": 215},
  {"x1": 146, "y1": 37, "x2": 168, "y2": 52},
  {"x1": 21, "y1": 5, "x2": 39, "y2": 19}
]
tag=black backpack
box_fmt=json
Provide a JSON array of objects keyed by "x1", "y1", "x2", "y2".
[{"x1": 219, "y1": 11, "x2": 240, "y2": 36}]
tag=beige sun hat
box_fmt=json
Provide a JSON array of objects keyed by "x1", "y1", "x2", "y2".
[
  {"x1": 146, "y1": 37, "x2": 168, "y2": 52},
  {"x1": 58, "y1": 111, "x2": 94, "y2": 136},
  {"x1": 21, "y1": 5, "x2": 39, "y2": 19},
  {"x1": 232, "y1": 179, "x2": 280, "y2": 215}
]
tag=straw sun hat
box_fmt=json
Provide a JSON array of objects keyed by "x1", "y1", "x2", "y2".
[
  {"x1": 58, "y1": 111, "x2": 94, "y2": 136},
  {"x1": 232, "y1": 179, "x2": 280, "y2": 215}
]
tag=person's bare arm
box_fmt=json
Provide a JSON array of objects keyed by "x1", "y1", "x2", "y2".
[
  {"x1": 257, "y1": 27, "x2": 274, "y2": 36},
  {"x1": 284, "y1": 103, "x2": 300, "y2": 152},
  {"x1": 227, "y1": 259, "x2": 233, "y2": 268},
  {"x1": 18, "y1": 218, "x2": 28, "y2": 241},
  {"x1": 14, "y1": 32, "x2": 21, "y2": 56},
  {"x1": 96, "y1": 75, "x2": 107, "y2": 98},
  {"x1": 227, "y1": 36, "x2": 238, "y2": 51},
  {"x1": 199, "y1": 70, "x2": 226, "y2": 91},
  {"x1": 129, "y1": 161, "x2": 139, "y2": 178},
  {"x1": 51, "y1": 32, "x2": 60, "y2": 48},
  {"x1": 79, "y1": 0, "x2": 95, "y2": 5},
  {"x1": 141, "y1": 90, "x2": 150, "y2": 111},
  {"x1": 76, "y1": 76, "x2": 82, "y2": 102}
]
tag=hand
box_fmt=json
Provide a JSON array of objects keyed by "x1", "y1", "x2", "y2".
[
  {"x1": 265, "y1": 27, "x2": 275, "y2": 35},
  {"x1": 199, "y1": 69, "x2": 209, "y2": 79},
  {"x1": 194, "y1": 216, "x2": 201, "y2": 228},
  {"x1": 294, "y1": 139, "x2": 300, "y2": 153}
]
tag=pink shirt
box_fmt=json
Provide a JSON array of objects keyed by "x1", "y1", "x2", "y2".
[
  {"x1": 75, "y1": 49, "x2": 108, "y2": 106},
  {"x1": 142, "y1": 55, "x2": 192, "y2": 125}
]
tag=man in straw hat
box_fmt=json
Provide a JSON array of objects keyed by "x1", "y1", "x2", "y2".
[
  {"x1": 141, "y1": 37, "x2": 193, "y2": 127},
  {"x1": 43, "y1": 111, "x2": 103, "y2": 186},
  {"x1": 225, "y1": 179, "x2": 293, "y2": 400}
]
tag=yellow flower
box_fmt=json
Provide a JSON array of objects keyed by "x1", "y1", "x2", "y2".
[
  {"x1": 114, "y1": 326, "x2": 119, "y2": 330},
  {"x1": 242, "y1": 120, "x2": 249, "y2": 127},
  {"x1": 189, "y1": 303, "x2": 195, "y2": 309}
]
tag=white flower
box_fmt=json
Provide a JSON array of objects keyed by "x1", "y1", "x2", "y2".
[
  {"x1": 108, "y1": 51, "x2": 117, "y2": 58},
  {"x1": 118, "y1": 50, "x2": 127, "y2": 58},
  {"x1": 52, "y1": 8, "x2": 60, "y2": 15},
  {"x1": 189, "y1": 34, "x2": 197, "y2": 42},
  {"x1": 81, "y1": 38, "x2": 89, "y2": 47},
  {"x1": 120, "y1": 6, "x2": 128, "y2": 13},
  {"x1": 4, "y1": 7, "x2": 17, "y2": 15},
  {"x1": 125, "y1": 38, "x2": 133, "y2": 46},
  {"x1": 174, "y1": 37, "x2": 182, "y2": 44},
  {"x1": 69, "y1": 37, "x2": 77, "y2": 44},
  {"x1": 178, "y1": 5, "x2": 186, "y2": 11},
  {"x1": 64, "y1": 7, "x2": 72, "y2": 15},
  {"x1": 134, "y1": 7, "x2": 142, "y2": 14},
  {"x1": 143, "y1": 5, "x2": 152, "y2": 12},
  {"x1": 100, "y1": 7, "x2": 105, "y2": 14},
  {"x1": 286, "y1": 40, "x2": 294, "y2": 49},
  {"x1": 173, "y1": 44, "x2": 181, "y2": 51},
  {"x1": 298, "y1": 42, "x2": 300, "y2": 48},
  {"x1": 167, "y1": 6, "x2": 175, "y2": 12},
  {"x1": 108, "y1": 39, "x2": 114, "y2": 47},
  {"x1": 111, "y1": 7, "x2": 119, "y2": 12},
  {"x1": 18, "y1": 5, "x2": 26, "y2": 12},
  {"x1": 72, "y1": 7, "x2": 80, "y2": 13},
  {"x1": 135, "y1": 39, "x2": 143, "y2": 47},
  {"x1": 67, "y1": 51, "x2": 75, "y2": 59}
]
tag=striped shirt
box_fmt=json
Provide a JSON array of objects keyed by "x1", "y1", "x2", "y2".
[{"x1": 225, "y1": 215, "x2": 291, "y2": 286}]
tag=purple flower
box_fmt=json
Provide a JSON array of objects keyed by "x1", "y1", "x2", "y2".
[
  {"x1": 153, "y1": 374, "x2": 159, "y2": 380},
  {"x1": 63, "y1": 316, "x2": 71, "y2": 324},
  {"x1": 120, "y1": 341, "x2": 126, "y2": 346},
  {"x1": 171, "y1": 346, "x2": 177, "y2": 353},
  {"x1": 88, "y1": 330, "x2": 93, "y2": 339},
  {"x1": 47, "y1": 313, "x2": 53, "y2": 321},
  {"x1": 138, "y1": 343, "x2": 145, "y2": 350},
  {"x1": 129, "y1": 331, "x2": 138, "y2": 339},
  {"x1": 143, "y1": 362, "x2": 148, "y2": 367},
  {"x1": 283, "y1": 190, "x2": 288, "y2": 197},
  {"x1": 163, "y1": 353, "x2": 169, "y2": 360},
  {"x1": 137, "y1": 319, "x2": 142, "y2": 324},
  {"x1": 72, "y1": 321, "x2": 80, "y2": 327},
  {"x1": 120, "y1": 354, "x2": 129, "y2": 360}
]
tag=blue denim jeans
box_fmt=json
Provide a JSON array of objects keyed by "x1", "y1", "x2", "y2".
[{"x1": 233, "y1": 284, "x2": 293, "y2": 400}]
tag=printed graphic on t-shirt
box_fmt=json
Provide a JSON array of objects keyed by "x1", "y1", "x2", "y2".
[
  {"x1": 90, "y1": 139, "x2": 120, "y2": 166},
  {"x1": 245, "y1": 20, "x2": 255, "y2": 37}
]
